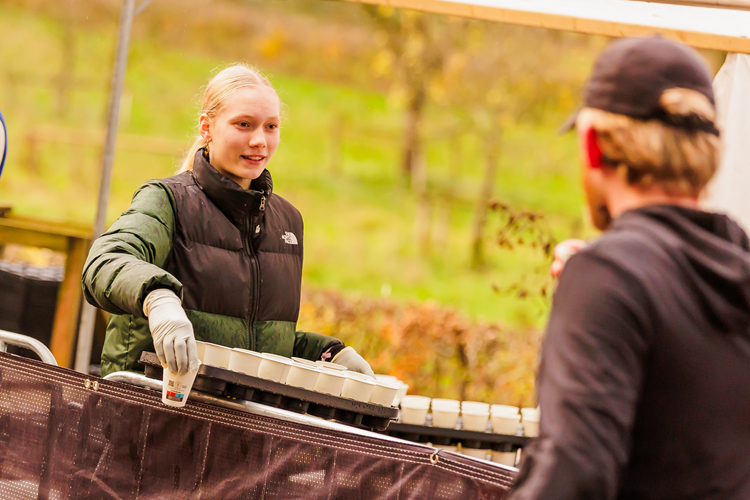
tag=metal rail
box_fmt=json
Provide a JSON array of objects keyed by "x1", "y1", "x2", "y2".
[{"x1": 0, "y1": 330, "x2": 58, "y2": 366}]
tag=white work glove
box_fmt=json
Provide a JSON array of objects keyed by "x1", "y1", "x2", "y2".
[
  {"x1": 143, "y1": 289, "x2": 199, "y2": 375},
  {"x1": 332, "y1": 347, "x2": 375, "y2": 378}
]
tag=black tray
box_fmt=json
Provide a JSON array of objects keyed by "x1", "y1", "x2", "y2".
[
  {"x1": 139, "y1": 352, "x2": 398, "y2": 431},
  {"x1": 380, "y1": 422, "x2": 531, "y2": 451}
]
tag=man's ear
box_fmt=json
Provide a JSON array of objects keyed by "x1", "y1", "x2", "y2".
[{"x1": 585, "y1": 127, "x2": 603, "y2": 169}]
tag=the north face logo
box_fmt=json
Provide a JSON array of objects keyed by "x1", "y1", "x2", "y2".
[{"x1": 281, "y1": 232, "x2": 298, "y2": 245}]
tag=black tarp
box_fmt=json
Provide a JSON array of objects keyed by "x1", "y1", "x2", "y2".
[{"x1": 0, "y1": 352, "x2": 515, "y2": 499}]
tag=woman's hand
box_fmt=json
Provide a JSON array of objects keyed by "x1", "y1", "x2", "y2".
[
  {"x1": 143, "y1": 289, "x2": 199, "y2": 374},
  {"x1": 332, "y1": 347, "x2": 375, "y2": 378},
  {"x1": 550, "y1": 239, "x2": 588, "y2": 278}
]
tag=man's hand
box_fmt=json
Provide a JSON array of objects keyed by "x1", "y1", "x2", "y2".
[
  {"x1": 332, "y1": 347, "x2": 375, "y2": 377},
  {"x1": 550, "y1": 239, "x2": 588, "y2": 278},
  {"x1": 143, "y1": 289, "x2": 199, "y2": 374}
]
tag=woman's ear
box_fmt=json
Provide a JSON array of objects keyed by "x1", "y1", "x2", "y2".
[
  {"x1": 198, "y1": 113, "x2": 211, "y2": 143},
  {"x1": 585, "y1": 127, "x2": 603, "y2": 169}
]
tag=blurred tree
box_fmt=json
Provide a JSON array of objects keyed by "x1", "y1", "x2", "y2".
[
  {"x1": 438, "y1": 24, "x2": 585, "y2": 268},
  {"x1": 55, "y1": 0, "x2": 77, "y2": 117},
  {"x1": 299, "y1": 287, "x2": 542, "y2": 406},
  {"x1": 364, "y1": 6, "x2": 471, "y2": 187}
]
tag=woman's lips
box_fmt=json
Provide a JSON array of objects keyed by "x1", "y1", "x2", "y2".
[{"x1": 241, "y1": 155, "x2": 265, "y2": 165}]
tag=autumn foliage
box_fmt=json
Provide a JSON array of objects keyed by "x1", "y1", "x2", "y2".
[{"x1": 299, "y1": 288, "x2": 542, "y2": 408}]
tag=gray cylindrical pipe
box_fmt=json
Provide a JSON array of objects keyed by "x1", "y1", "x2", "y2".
[
  {"x1": 0, "y1": 329, "x2": 58, "y2": 366},
  {"x1": 74, "y1": 0, "x2": 137, "y2": 374}
]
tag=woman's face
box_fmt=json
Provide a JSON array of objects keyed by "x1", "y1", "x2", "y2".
[{"x1": 200, "y1": 86, "x2": 281, "y2": 190}]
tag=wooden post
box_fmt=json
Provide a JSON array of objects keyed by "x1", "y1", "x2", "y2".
[
  {"x1": 23, "y1": 131, "x2": 39, "y2": 174},
  {"x1": 49, "y1": 237, "x2": 89, "y2": 368},
  {"x1": 470, "y1": 127, "x2": 501, "y2": 270},
  {"x1": 0, "y1": 204, "x2": 9, "y2": 258}
]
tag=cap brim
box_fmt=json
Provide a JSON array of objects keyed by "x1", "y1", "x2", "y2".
[{"x1": 557, "y1": 107, "x2": 581, "y2": 135}]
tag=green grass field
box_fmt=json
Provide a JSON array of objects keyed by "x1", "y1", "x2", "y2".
[{"x1": 0, "y1": 3, "x2": 592, "y2": 329}]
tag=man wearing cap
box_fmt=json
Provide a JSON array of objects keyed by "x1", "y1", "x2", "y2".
[{"x1": 508, "y1": 37, "x2": 750, "y2": 499}]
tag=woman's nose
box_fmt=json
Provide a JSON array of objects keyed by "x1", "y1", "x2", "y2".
[{"x1": 248, "y1": 128, "x2": 266, "y2": 148}]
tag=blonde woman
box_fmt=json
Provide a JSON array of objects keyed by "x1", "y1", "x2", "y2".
[{"x1": 83, "y1": 65, "x2": 373, "y2": 378}]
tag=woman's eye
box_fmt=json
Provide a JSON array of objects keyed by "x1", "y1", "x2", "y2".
[
  {"x1": 267, "y1": 124, "x2": 278, "y2": 130},
  {"x1": 239, "y1": 122, "x2": 249, "y2": 127}
]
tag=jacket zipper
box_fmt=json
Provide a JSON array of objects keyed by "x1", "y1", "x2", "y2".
[{"x1": 245, "y1": 195, "x2": 266, "y2": 351}]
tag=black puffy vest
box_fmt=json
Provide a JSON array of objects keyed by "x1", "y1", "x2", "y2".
[{"x1": 160, "y1": 150, "x2": 303, "y2": 350}]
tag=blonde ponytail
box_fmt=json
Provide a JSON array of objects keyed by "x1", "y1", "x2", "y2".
[
  {"x1": 179, "y1": 135, "x2": 207, "y2": 173},
  {"x1": 178, "y1": 63, "x2": 280, "y2": 173}
]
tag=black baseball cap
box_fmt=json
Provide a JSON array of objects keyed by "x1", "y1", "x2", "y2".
[{"x1": 560, "y1": 36, "x2": 718, "y2": 135}]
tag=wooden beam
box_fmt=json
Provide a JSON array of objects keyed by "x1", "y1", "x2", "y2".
[
  {"x1": 632, "y1": 0, "x2": 750, "y2": 9},
  {"x1": 0, "y1": 222, "x2": 71, "y2": 253},
  {"x1": 0, "y1": 216, "x2": 92, "y2": 242},
  {"x1": 49, "y1": 237, "x2": 90, "y2": 368},
  {"x1": 339, "y1": 0, "x2": 750, "y2": 53}
]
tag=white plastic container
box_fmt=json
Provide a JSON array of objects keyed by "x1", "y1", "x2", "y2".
[
  {"x1": 341, "y1": 372, "x2": 377, "y2": 402},
  {"x1": 195, "y1": 341, "x2": 208, "y2": 363},
  {"x1": 291, "y1": 357, "x2": 319, "y2": 368},
  {"x1": 286, "y1": 363, "x2": 320, "y2": 390},
  {"x1": 491, "y1": 450, "x2": 517, "y2": 467},
  {"x1": 369, "y1": 380, "x2": 400, "y2": 407},
  {"x1": 314, "y1": 367, "x2": 347, "y2": 396},
  {"x1": 402, "y1": 395, "x2": 431, "y2": 407},
  {"x1": 229, "y1": 348, "x2": 264, "y2": 377},
  {"x1": 463, "y1": 448, "x2": 489, "y2": 460},
  {"x1": 257, "y1": 353, "x2": 293, "y2": 383},
  {"x1": 202, "y1": 343, "x2": 232, "y2": 368},
  {"x1": 461, "y1": 401, "x2": 490, "y2": 412},
  {"x1": 400, "y1": 397, "x2": 430, "y2": 425},
  {"x1": 432, "y1": 406, "x2": 460, "y2": 428},
  {"x1": 393, "y1": 382, "x2": 409, "y2": 407},
  {"x1": 162, "y1": 362, "x2": 201, "y2": 407},
  {"x1": 344, "y1": 371, "x2": 376, "y2": 381},
  {"x1": 490, "y1": 405, "x2": 521, "y2": 435},
  {"x1": 521, "y1": 407, "x2": 541, "y2": 437},
  {"x1": 431, "y1": 398, "x2": 460, "y2": 409},
  {"x1": 315, "y1": 360, "x2": 348, "y2": 371},
  {"x1": 461, "y1": 409, "x2": 490, "y2": 432}
]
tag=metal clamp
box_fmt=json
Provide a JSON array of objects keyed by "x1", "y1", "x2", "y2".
[
  {"x1": 0, "y1": 329, "x2": 58, "y2": 366},
  {"x1": 84, "y1": 379, "x2": 100, "y2": 391}
]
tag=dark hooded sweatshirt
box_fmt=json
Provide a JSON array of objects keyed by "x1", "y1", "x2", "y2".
[{"x1": 509, "y1": 205, "x2": 750, "y2": 500}]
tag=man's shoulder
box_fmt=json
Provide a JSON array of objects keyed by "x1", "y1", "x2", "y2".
[
  {"x1": 580, "y1": 228, "x2": 663, "y2": 266},
  {"x1": 561, "y1": 228, "x2": 671, "y2": 298}
]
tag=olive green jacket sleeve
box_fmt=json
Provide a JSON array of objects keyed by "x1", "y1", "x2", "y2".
[
  {"x1": 82, "y1": 181, "x2": 182, "y2": 318},
  {"x1": 294, "y1": 330, "x2": 343, "y2": 361}
]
